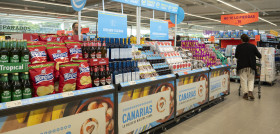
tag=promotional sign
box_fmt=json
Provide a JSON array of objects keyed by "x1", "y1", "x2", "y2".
[
  {"x1": 176, "y1": 72, "x2": 209, "y2": 116},
  {"x1": 150, "y1": 19, "x2": 169, "y2": 40},
  {"x1": 71, "y1": 0, "x2": 87, "y2": 12},
  {"x1": 57, "y1": 30, "x2": 65, "y2": 36},
  {"x1": 112, "y1": 0, "x2": 141, "y2": 6},
  {"x1": 0, "y1": 25, "x2": 31, "y2": 32},
  {"x1": 98, "y1": 11, "x2": 127, "y2": 38},
  {"x1": 118, "y1": 81, "x2": 175, "y2": 134},
  {"x1": 209, "y1": 67, "x2": 230, "y2": 101},
  {"x1": 221, "y1": 12, "x2": 259, "y2": 26},
  {"x1": 209, "y1": 36, "x2": 215, "y2": 42},
  {"x1": 270, "y1": 30, "x2": 278, "y2": 37},
  {"x1": 0, "y1": 94, "x2": 114, "y2": 134},
  {"x1": 81, "y1": 28, "x2": 89, "y2": 34},
  {"x1": 164, "y1": 20, "x2": 175, "y2": 28},
  {"x1": 141, "y1": 0, "x2": 178, "y2": 14},
  {"x1": 170, "y1": 7, "x2": 185, "y2": 24},
  {"x1": 255, "y1": 35, "x2": 261, "y2": 41}
]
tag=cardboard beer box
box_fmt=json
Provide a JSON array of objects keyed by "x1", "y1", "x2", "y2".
[{"x1": 260, "y1": 74, "x2": 266, "y2": 81}]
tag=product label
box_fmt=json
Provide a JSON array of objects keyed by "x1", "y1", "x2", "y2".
[
  {"x1": 114, "y1": 48, "x2": 120, "y2": 59},
  {"x1": 132, "y1": 72, "x2": 136, "y2": 81},
  {"x1": 106, "y1": 76, "x2": 111, "y2": 85},
  {"x1": 128, "y1": 48, "x2": 132, "y2": 59},
  {"x1": 23, "y1": 88, "x2": 32, "y2": 99},
  {"x1": 93, "y1": 78, "x2": 100, "y2": 87},
  {"x1": 35, "y1": 73, "x2": 54, "y2": 84},
  {"x1": 120, "y1": 48, "x2": 125, "y2": 59},
  {"x1": 52, "y1": 52, "x2": 68, "y2": 60},
  {"x1": 21, "y1": 55, "x2": 29, "y2": 62},
  {"x1": 84, "y1": 53, "x2": 89, "y2": 58},
  {"x1": 12, "y1": 89, "x2": 22, "y2": 100},
  {"x1": 79, "y1": 67, "x2": 90, "y2": 74},
  {"x1": 118, "y1": 74, "x2": 123, "y2": 83},
  {"x1": 64, "y1": 73, "x2": 77, "y2": 81},
  {"x1": 127, "y1": 72, "x2": 132, "y2": 82},
  {"x1": 100, "y1": 77, "x2": 106, "y2": 85},
  {"x1": 96, "y1": 52, "x2": 102, "y2": 58},
  {"x1": 30, "y1": 51, "x2": 46, "y2": 58},
  {"x1": 123, "y1": 72, "x2": 128, "y2": 82},
  {"x1": 135, "y1": 71, "x2": 140, "y2": 80},
  {"x1": 90, "y1": 52, "x2": 96, "y2": 58},
  {"x1": 115, "y1": 74, "x2": 119, "y2": 84},
  {"x1": 10, "y1": 55, "x2": 19, "y2": 63},
  {"x1": 1, "y1": 91, "x2": 11, "y2": 102},
  {"x1": 107, "y1": 48, "x2": 109, "y2": 58},
  {"x1": 111, "y1": 48, "x2": 115, "y2": 60},
  {"x1": 0, "y1": 55, "x2": 9, "y2": 63},
  {"x1": 69, "y1": 48, "x2": 82, "y2": 54}
]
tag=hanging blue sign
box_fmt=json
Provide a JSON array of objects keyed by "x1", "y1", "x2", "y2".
[
  {"x1": 98, "y1": 11, "x2": 127, "y2": 38},
  {"x1": 170, "y1": 7, "x2": 185, "y2": 24},
  {"x1": 112, "y1": 0, "x2": 141, "y2": 6},
  {"x1": 71, "y1": 0, "x2": 87, "y2": 12},
  {"x1": 150, "y1": 19, "x2": 169, "y2": 40},
  {"x1": 141, "y1": 0, "x2": 178, "y2": 14}
]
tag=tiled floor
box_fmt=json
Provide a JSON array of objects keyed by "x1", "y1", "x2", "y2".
[{"x1": 163, "y1": 77, "x2": 280, "y2": 134}]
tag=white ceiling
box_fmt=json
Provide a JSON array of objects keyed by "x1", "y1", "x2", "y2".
[{"x1": 0, "y1": 0, "x2": 279, "y2": 32}]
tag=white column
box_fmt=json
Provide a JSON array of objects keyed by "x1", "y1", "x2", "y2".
[
  {"x1": 136, "y1": 7, "x2": 141, "y2": 44},
  {"x1": 78, "y1": 11, "x2": 81, "y2": 41},
  {"x1": 174, "y1": 14, "x2": 177, "y2": 47}
]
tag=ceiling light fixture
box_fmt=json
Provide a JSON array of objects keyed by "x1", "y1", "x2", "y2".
[
  {"x1": 217, "y1": 0, "x2": 277, "y2": 26},
  {"x1": 185, "y1": 13, "x2": 221, "y2": 22}
]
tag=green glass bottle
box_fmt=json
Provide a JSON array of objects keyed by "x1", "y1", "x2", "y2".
[
  {"x1": 0, "y1": 39, "x2": 9, "y2": 63},
  {"x1": 9, "y1": 40, "x2": 20, "y2": 63},
  {"x1": 22, "y1": 72, "x2": 32, "y2": 99},
  {"x1": 1, "y1": 74, "x2": 12, "y2": 102},
  {"x1": 11, "y1": 73, "x2": 22, "y2": 100},
  {"x1": 20, "y1": 40, "x2": 29, "y2": 63}
]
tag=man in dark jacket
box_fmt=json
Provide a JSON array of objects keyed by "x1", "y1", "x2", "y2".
[{"x1": 235, "y1": 34, "x2": 262, "y2": 100}]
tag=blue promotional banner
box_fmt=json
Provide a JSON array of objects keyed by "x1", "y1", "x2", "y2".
[
  {"x1": 112, "y1": 0, "x2": 141, "y2": 6},
  {"x1": 150, "y1": 19, "x2": 169, "y2": 40},
  {"x1": 71, "y1": 0, "x2": 87, "y2": 11},
  {"x1": 98, "y1": 11, "x2": 127, "y2": 38},
  {"x1": 141, "y1": 0, "x2": 178, "y2": 14}
]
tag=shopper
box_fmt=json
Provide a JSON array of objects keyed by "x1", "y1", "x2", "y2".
[
  {"x1": 235, "y1": 34, "x2": 262, "y2": 100},
  {"x1": 176, "y1": 35, "x2": 181, "y2": 47},
  {"x1": 72, "y1": 22, "x2": 79, "y2": 35}
]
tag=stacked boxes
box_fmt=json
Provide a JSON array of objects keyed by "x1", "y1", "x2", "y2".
[{"x1": 258, "y1": 47, "x2": 276, "y2": 82}]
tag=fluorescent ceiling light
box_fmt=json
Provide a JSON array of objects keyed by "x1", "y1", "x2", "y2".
[
  {"x1": 185, "y1": 13, "x2": 221, "y2": 22},
  {"x1": 217, "y1": 0, "x2": 277, "y2": 26}
]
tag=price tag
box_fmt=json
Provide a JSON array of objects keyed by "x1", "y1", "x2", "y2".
[
  {"x1": 103, "y1": 85, "x2": 112, "y2": 90},
  {"x1": 150, "y1": 77, "x2": 157, "y2": 80},
  {"x1": 62, "y1": 91, "x2": 74, "y2": 98},
  {"x1": 6, "y1": 100, "x2": 22, "y2": 108},
  {"x1": 166, "y1": 74, "x2": 172, "y2": 78},
  {"x1": 129, "y1": 81, "x2": 136, "y2": 85}
]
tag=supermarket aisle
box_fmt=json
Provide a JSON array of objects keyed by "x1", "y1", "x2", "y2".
[{"x1": 163, "y1": 77, "x2": 280, "y2": 134}]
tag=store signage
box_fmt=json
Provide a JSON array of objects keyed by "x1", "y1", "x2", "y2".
[
  {"x1": 150, "y1": 19, "x2": 169, "y2": 40},
  {"x1": 118, "y1": 90, "x2": 171, "y2": 134},
  {"x1": 170, "y1": 7, "x2": 185, "y2": 24},
  {"x1": 112, "y1": 0, "x2": 141, "y2": 6},
  {"x1": 210, "y1": 36, "x2": 215, "y2": 42},
  {"x1": 57, "y1": 30, "x2": 65, "y2": 36},
  {"x1": 255, "y1": 35, "x2": 261, "y2": 41},
  {"x1": 164, "y1": 20, "x2": 175, "y2": 28},
  {"x1": 0, "y1": 25, "x2": 31, "y2": 32},
  {"x1": 209, "y1": 69, "x2": 230, "y2": 101},
  {"x1": 81, "y1": 28, "x2": 89, "y2": 34},
  {"x1": 221, "y1": 12, "x2": 259, "y2": 26},
  {"x1": 71, "y1": 0, "x2": 87, "y2": 11},
  {"x1": 176, "y1": 74, "x2": 208, "y2": 116},
  {"x1": 141, "y1": 0, "x2": 178, "y2": 14},
  {"x1": 98, "y1": 11, "x2": 127, "y2": 38},
  {"x1": 270, "y1": 30, "x2": 278, "y2": 36}
]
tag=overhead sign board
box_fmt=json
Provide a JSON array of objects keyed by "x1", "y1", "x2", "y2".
[
  {"x1": 221, "y1": 12, "x2": 259, "y2": 26},
  {"x1": 270, "y1": 30, "x2": 278, "y2": 37},
  {"x1": 71, "y1": 0, "x2": 87, "y2": 11},
  {"x1": 150, "y1": 19, "x2": 169, "y2": 40},
  {"x1": 98, "y1": 11, "x2": 127, "y2": 38},
  {"x1": 112, "y1": 0, "x2": 141, "y2": 6}
]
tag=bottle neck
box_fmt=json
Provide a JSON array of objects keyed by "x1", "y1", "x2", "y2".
[
  {"x1": 1, "y1": 76, "x2": 8, "y2": 82},
  {"x1": 23, "y1": 74, "x2": 29, "y2": 80},
  {"x1": 12, "y1": 75, "x2": 19, "y2": 81}
]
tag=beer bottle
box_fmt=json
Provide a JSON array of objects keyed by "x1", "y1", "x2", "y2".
[
  {"x1": 11, "y1": 73, "x2": 22, "y2": 100},
  {"x1": 10, "y1": 40, "x2": 20, "y2": 63},
  {"x1": 99, "y1": 65, "x2": 106, "y2": 86},
  {"x1": 0, "y1": 74, "x2": 11, "y2": 102},
  {"x1": 83, "y1": 42, "x2": 89, "y2": 59},
  {"x1": 0, "y1": 39, "x2": 9, "y2": 63},
  {"x1": 22, "y1": 72, "x2": 32, "y2": 99},
  {"x1": 96, "y1": 41, "x2": 102, "y2": 58},
  {"x1": 20, "y1": 40, "x2": 29, "y2": 62},
  {"x1": 105, "y1": 64, "x2": 111, "y2": 85},
  {"x1": 89, "y1": 41, "x2": 96, "y2": 59},
  {"x1": 92, "y1": 66, "x2": 100, "y2": 87}
]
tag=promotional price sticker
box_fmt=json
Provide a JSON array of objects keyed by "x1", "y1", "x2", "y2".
[
  {"x1": 103, "y1": 85, "x2": 112, "y2": 90},
  {"x1": 6, "y1": 100, "x2": 22, "y2": 108},
  {"x1": 150, "y1": 77, "x2": 157, "y2": 80},
  {"x1": 129, "y1": 81, "x2": 136, "y2": 85},
  {"x1": 61, "y1": 91, "x2": 74, "y2": 98}
]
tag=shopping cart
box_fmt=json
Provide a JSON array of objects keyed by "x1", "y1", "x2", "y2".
[{"x1": 238, "y1": 61, "x2": 261, "y2": 99}]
